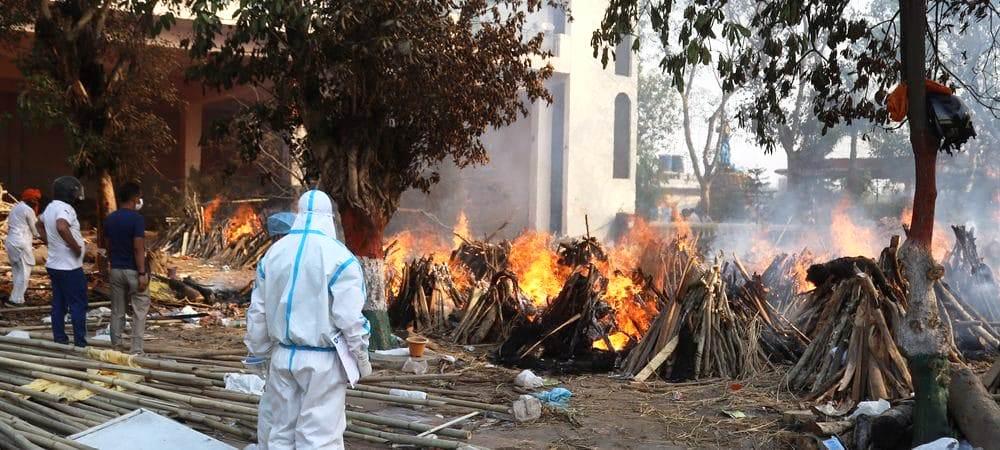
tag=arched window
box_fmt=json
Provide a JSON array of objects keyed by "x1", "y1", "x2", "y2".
[
  {"x1": 613, "y1": 93, "x2": 631, "y2": 179},
  {"x1": 615, "y1": 38, "x2": 632, "y2": 76}
]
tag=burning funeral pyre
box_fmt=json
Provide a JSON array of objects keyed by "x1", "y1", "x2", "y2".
[
  {"x1": 155, "y1": 193, "x2": 270, "y2": 269},
  {"x1": 383, "y1": 208, "x2": 998, "y2": 404}
]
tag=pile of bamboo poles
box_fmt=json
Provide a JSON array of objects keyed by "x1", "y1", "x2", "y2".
[
  {"x1": 0, "y1": 335, "x2": 507, "y2": 448},
  {"x1": 784, "y1": 262, "x2": 913, "y2": 403},
  {"x1": 389, "y1": 257, "x2": 467, "y2": 333}
]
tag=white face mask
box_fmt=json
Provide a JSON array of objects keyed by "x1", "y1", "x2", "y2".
[{"x1": 136, "y1": 198, "x2": 144, "y2": 211}]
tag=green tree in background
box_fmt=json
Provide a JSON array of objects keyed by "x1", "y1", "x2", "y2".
[{"x1": 184, "y1": 0, "x2": 554, "y2": 349}]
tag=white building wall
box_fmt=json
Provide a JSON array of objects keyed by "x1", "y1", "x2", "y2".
[{"x1": 392, "y1": 0, "x2": 637, "y2": 241}]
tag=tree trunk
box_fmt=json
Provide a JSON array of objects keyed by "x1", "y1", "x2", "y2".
[
  {"x1": 947, "y1": 364, "x2": 1000, "y2": 448},
  {"x1": 897, "y1": 0, "x2": 951, "y2": 444},
  {"x1": 96, "y1": 169, "x2": 116, "y2": 271},
  {"x1": 340, "y1": 204, "x2": 395, "y2": 350},
  {"x1": 698, "y1": 181, "x2": 712, "y2": 222}
]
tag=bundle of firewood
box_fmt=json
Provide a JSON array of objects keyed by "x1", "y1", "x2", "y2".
[
  {"x1": 388, "y1": 257, "x2": 466, "y2": 333},
  {"x1": 451, "y1": 271, "x2": 531, "y2": 345},
  {"x1": 621, "y1": 264, "x2": 768, "y2": 380},
  {"x1": 944, "y1": 225, "x2": 1000, "y2": 322},
  {"x1": 759, "y1": 250, "x2": 815, "y2": 314},
  {"x1": 785, "y1": 256, "x2": 913, "y2": 403},
  {"x1": 557, "y1": 237, "x2": 607, "y2": 267},
  {"x1": 726, "y1": 268, "x2": 807, "y2": 364},
  {"x1": 499, "y1": 266, "x2": 622, "y2": 362},
  {"x1": 450, "y1": 239, "x2": 510, "y2": 282},
  {"x1": 155, "y1": 194, "x2": 270, "y2": 269}
]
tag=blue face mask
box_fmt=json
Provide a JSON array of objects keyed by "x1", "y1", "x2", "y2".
[{"x1": 267, "y1": 212, "x2": 296, "y2": 237}]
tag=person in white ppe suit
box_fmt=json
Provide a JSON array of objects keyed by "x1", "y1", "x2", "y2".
[
  {"x1": 246, "y1": 190, "x2": 372, "y2": 449},
  {"x1": 4, "y1": 188, "x2": 41, "y2": 305}
]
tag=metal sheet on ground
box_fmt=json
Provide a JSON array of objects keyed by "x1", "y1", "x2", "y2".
[{"x1": 69, "y1": 408, "x2": 235, "y2": 450}]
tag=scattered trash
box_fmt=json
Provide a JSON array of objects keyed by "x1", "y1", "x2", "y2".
[
  {"x1": 912, "y1": 438, "x2": 960, "y2": 450},
  {"x1": 375, "y1": 348, "x2": 413, "y2": 357},
  {"x1": 224, "y1": 373, "x2": 265, "y2": 395},
  {"x1": 221, "y1": 318, "x2": 246, "y2": 328},
  {"x1": 728, "y1": 382, "x2": 743, "y2": 392},
  {"x1": 532, "y1": 388, "x2": 572, "y2": 408},
  {"x1": 402, "y1": 357, "x2": 428, "y2": 375},
  {"x1": 722, "y1": 410, "x2": 747, "y2": 419},
  {"x1": 514, "y1": 369, "x2": 544, "y2": 389},
  {"x1": 511, "y1": 395, "x2": 542, "y2": 422},
  {"x1": 814, "y1": 402, "x2": 851, "y2": 418},
  {"x1": 463, "y1": 346, "x2": 475, "y2": 352},
  {"x1": 241, "y1": 356, "x2": 269, "y2": 378},
  {"x1": 86, "y1": 306, "x2": 111, "y2": 319},
  {"x1": 820, "y1": 436, "x2": 845, "y2": 450},
  {"x1": 5, "y1": 330, "x2": 29, "y2": 339},
  {"x1": 388, "y1": 389, "x2": 428, "y2": 401},
  {"x1": 848, "y1": 399, "x2": 891, "y2": 419},
  {"x1": 669, "y1": 391, "x2": 684, "y2": 401}
]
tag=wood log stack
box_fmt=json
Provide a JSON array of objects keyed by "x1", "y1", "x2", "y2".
[
  {"x1": 759, "y1": 250, "x2": 815, "y2": 315},
  {"x1": 944, "y1": 225, "x2": 1000, "y2": 323},
  {"x1": 155, "y1": 193, "x2": 270, "y2": 269},
  {"x1": 451, "y1": 239, "x2": 510, "y2": 282},
  {"x1": 388, "y1": 257, "x2": 467, "y2": 333},
  {"x1": 0, "y1": 335, "x2": 503, "y2": 449},
  {"x1": 451, "y1": 271, "x2": 531, "y2": 345},
  {"x1": 785, "y1": 257, "x2": 913, "y2": 403},
  {"x1": 620, "y1": 263, "x2": 770, "y2": 380}
]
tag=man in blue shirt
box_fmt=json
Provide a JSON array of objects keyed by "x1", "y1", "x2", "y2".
[{"x1": 103, "y1": 182, "x2": 150, "y2": 354}]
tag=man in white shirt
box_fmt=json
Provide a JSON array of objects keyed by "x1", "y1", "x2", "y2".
[
  {"x1": 37, "y1": 176, "x2": 89, "y2": 347},
  {"x1": 4, "y1": 188, "x2": 41, "y2": 305}
]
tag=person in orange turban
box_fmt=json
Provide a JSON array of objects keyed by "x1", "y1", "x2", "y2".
[{"x1": 4, "y1": 188, "x2": 42, "y2": 305}]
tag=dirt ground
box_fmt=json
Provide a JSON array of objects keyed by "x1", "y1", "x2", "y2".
[{"x1": 0, "y1": 248, "x2": 959, "y2": 450}]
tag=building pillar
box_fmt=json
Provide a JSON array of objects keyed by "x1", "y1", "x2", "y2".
[{"x1": 181, "y1": 102, "x2": 203, "y2": 178}]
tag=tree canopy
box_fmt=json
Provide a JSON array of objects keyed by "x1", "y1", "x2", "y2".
[
  {"x1": 10, "y1": 0, "x2": 182, "y2": 215},
  {"x1": 185, "y1": 0, "x2": 554, "y2": 256}
]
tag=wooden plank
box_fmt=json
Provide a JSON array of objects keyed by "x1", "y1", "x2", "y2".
[
  {"x1": 632, "y1": 335, "x2": 679, "y2": 382},
  {"x1": 981, "y1": 355, "x2": 1000, "y2": 391}
]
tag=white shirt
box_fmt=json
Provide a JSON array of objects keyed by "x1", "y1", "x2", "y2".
[
  {"x1": 40, "y1": 200, "x2": 85, "y2": 270},
  {"x1": 4, "y1": 202, "x2": 38, "y2": 250}
]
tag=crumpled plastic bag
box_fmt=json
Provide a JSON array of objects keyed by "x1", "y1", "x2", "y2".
[
  {"x1": 402, "y1": 357, "x2": 428, "y2": 375},
  {"x1": 512, "y1": 395, "x2": 542, "y2": 421},
  {"x1": 848, "y1": 399, "x2": 891, "y2": 419},
  {"x1": 514, "y1": 369, "x2": 544, "y2": 389},
  {"x1": 532, "y1": 387, "x2": 572, "y2": 408},
  {"x1": 912, "y1": 438, "x2": 963, "y2": 450},
  {"x1": 224, "y1": 373, "x2": 266, "y2": 396}
]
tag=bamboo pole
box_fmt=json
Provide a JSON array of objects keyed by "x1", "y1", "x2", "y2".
[
  {"x1": 0, "y1": 357, "x2": 258, "y2": 417},
  {"x1": 0, "y1": 302, "x2": 111, "y2": 315},
  {"x1": 0, "y1": 351, "x2": 214, "y2": 387},
  {"x1": 360, "y1": 373, "x2": 461, "y2": 383},
  {"x1": 346, "y1": 424, "x2": 463, "y2": 449},
  {"x1": 351, "y1": 384, "x2": 509, "y2": 413},
  {"x1": 0, "y1": 417, "x2": 42, "y2": 450},
  {"x1": 345, "y1": 411, "x2": 472, "y2": 439}
]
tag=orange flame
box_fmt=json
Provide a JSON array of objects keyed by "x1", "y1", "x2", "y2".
[
  {"x1": 453, "y1": 211, "x2": 471, "y2": 248},
  {"x1": 593, "y1": 332, "x2": 631, "y2": 351},
  {"x1": 224, "y1": 204, "x2": 262, "y2": 244},
  {"x1": 508, "y1": 231, "x2": 571, "y2": 308},
  {"x1": 900, "y1": 206, "x2": 953, "y2": 260},
  {"x1": 202, "y1": 197, "x2": 222, "y2": 232},
  {"x1": 591, "y1": 217, "x2": 663, "y2": 350},
  {"x1": 829, "y1": 197, "x2": 878, "y2": 257}
]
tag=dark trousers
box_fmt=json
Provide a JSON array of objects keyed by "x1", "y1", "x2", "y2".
[{"x1": 47, "y1": 268, "x2": 88, "y2": 347}]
